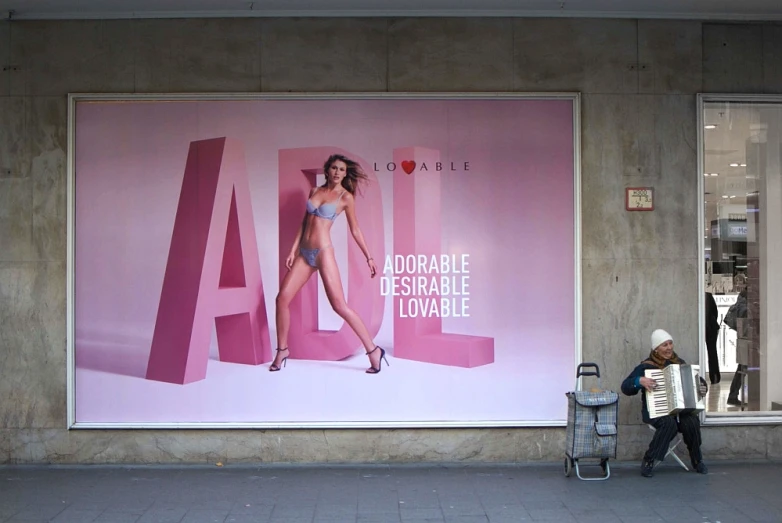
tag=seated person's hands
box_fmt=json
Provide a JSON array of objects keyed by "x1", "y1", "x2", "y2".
[{"x1": 639, "y1": 377, "x2": 657, "y2": 392}]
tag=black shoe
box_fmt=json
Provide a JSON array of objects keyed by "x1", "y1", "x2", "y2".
[
  {"x1": 727, "y1": 396, "x2": 742, "y2": 406},
  {"x1": 693, "y1": 461, "x2": 708, "y2": 474},
  {"x1": 641, "y1": 459, "x2": 654, "y2": 478}
]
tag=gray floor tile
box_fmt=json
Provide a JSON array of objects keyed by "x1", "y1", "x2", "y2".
[
  {"x1": 440, "y1": 504, "x2": 485, "y2": 516},
  {"x1": 180, "y1": 510, "x2": 228, "y2": 523},
  {"x1": 136, "y1": 508, "x2": 188, "y2": 523},
  {"x1": 50, "y1": 509, "x2": 104, "y2": 522},
  {"x1": 0, "y1": 463, "x2": 781, "y2": 523},
  {"x1": 93, "y1": 514, "x2": 143, "y2": 523},
  {"x1": 7, "y1": 504, "x2": 69, "y2": 520},
  {"x1": 224, "y1": 516, "x2": 270, "y2": 523},
  {"x1": 400, "y1": 508, "x2": 445, "y2": 520},
  {"x1": 356, "y1": 515, "x2": 402, "y2": 523}
]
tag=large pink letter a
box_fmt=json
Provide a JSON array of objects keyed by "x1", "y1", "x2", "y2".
[{"x1": 146, "y1": 138, "x2": 272, "y2": 384}]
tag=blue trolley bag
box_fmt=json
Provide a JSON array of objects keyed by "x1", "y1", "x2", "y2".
[{"x1": 564, "y1": 362, "x2": 619, "y2": 481}]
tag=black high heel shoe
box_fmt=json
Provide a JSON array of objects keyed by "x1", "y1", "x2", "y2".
[
  {"x1": 365, "y1": 346, "x2": 389, "y2": 374},
  {"x1": 269, "y1": 347, "x2": 289, "y2": 372}
]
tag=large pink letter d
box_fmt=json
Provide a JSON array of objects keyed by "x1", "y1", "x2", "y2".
[{"x1": 146, "y1": 138, "x2": 272, "y2": 384}]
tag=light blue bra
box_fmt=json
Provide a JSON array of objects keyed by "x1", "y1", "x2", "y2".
[{"x1": 306, "y1": 190, "x2": 344, "y2": 221}]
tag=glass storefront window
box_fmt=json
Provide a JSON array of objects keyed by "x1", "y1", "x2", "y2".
[{"x1": 701, "y1": 97, "x2": 782, "y2": 419}]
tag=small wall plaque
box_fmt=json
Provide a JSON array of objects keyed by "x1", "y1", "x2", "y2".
[{"x1": 625, "y1": 187, "x2": 654, "y2": 211}]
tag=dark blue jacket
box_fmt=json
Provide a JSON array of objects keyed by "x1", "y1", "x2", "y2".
[{"x1": 621, "y1": 357, "x2": 687, "y2": 424}]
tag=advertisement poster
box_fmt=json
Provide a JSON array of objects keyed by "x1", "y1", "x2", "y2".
[{"x1": 70, "y1": 95, "x2": 579, "y2": 427}]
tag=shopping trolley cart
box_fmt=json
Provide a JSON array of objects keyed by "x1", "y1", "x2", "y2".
[{"x1": 564, "y1": 362, "x2": 618, "y2": 481}]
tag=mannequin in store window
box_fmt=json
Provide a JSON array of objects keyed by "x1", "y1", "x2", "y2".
[
  {"x1": 621, "y1": 329, "x2": 709, "y2": 478},
  {"x1": 733, "y1": 270, "x2": 748, "y2": 293},
  {"x1": 726, "y1": 290, "x2": 748, "y2": 406},
  {"x1": 705, "y1": 291, "x2": 721, "y2": 384}
]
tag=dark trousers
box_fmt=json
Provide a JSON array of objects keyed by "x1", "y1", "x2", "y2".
[
  {"x1": 644, "y1": 412, "x2": 702, "y2": 464},
  {"x1": 729, "y1": 364, "x2": 746, "y2": 399},
  {"x1": 705, "y1": 332, "x2": 720, "y2": 383}
]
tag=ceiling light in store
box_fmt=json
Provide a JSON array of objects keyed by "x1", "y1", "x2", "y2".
[
  {"x1": 729, "y1": 195, "x2": 736, "y2": 198},
  {"x1": 741, "y1": 163, "x2": 747, "y2": 167},
  {"x1": 704, "y1": 124, "x2": 717, "y2": 129},
  {"x1": 730, "y1": 163, "x2": 739, "y2": 167},
  {"x1": 722, "y1": 195, "x2": 729, "y2": 198},
  {"x1": 704, "y1": 173, "x2": 719, "y2": 176}
]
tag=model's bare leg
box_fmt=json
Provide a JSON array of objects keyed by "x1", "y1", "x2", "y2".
[
  {"x1": 273, "y1": 256, "x2": 316, "y2": 369},
  {"x1": 317, "y1": 249, "x2": 380, "y2": 370}
]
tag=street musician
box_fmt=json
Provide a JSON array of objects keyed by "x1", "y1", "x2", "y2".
[{"x1": 621, "y1": 329, "x2": 709, "y2": 478}]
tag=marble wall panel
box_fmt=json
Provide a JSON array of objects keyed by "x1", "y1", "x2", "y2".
[
  {"x1": 703, "y1": 23, "x2": 765, "y2": 93},
  {"x1": 261, "y1": 18, "x2": 386, "y2": 92},
  {"x1": 0, "y1": 262, "x2": 66, "y2": 429},
  {"x1": 10, "y1": 20, "x2": 135, "y2": 96},
  {"x1": 134, "y1": 18, "x2": 261, "y2": 93},
  {"x1": 29, "y1": 97, "x2": 66, "y2": 261},
  {"x1": 0, "y1": 429, "x2": 8, "y2": 463},
  {"x1": 0, "y1": 179, "x2": 34, "y2": 261},
  {"x1": 702, "y1": 425, "x2": 768, "y2": 459},
  {"x1": 581, "y1": 257, "x2": 699, "y2": 425},
  {"x1": 0, "y1": 96, "x2": 27, "y2": 180},
  {"x1": 389, "y1": 18, "x2": 513, "y2": 92},
  {"x1": 0, "y1": 21, "x2": 9, "y2": 97},
  {"x1": 765, "y1": 425, "x2": 782, "y2": 459},
  {"x1": 513, "y1": 18, "x2": 637, "y2": 94},
  {"x1": 763, "y1": 25, "x2": 782, "y2": 92},
  {"x1": 4, "y1": 428, "x2": 554, "y2": 464},
  {"x1": 616, "y1": 422, "x2": 770, "y2": 462},
  {"x1": 383, "y1": 429, "x2": 522, "y2": 462},
  {"x1": 516, "y1": 429, "x2": 564, "y2": 461},
  {"x1": 615, "y1": 423, "x2": 650, "y2": 461},
  {"x1": 581, "y1": 94, "x2": 698, "y2": 261},
  {"x1": 2, "y1": 17, "x2": 782, "y2": 464},
  {"x1": 11, "y1": 424, "x2": 771, "y2": 464},
  {"x1": 8, "y1": 430, "x2": 213, "y2": 463},
  {"x1": 638, "y1": 20, "x2": 702, "y2": 94}
]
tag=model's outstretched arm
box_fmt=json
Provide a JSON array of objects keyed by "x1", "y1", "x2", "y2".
[{"x1": 343, "y1": 193, "x2": 377, "y2": 278}]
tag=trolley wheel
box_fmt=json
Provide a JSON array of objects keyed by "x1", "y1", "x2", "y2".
[
  {"x1": 564, "y1": 457, "x2": 573, "y2": 477},
  {"x1": 600, "y1": 459, "x2": 608, "y2": 477}
]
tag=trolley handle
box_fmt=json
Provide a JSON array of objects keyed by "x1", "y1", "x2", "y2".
[
  {"x1": 577, "y1": 363, "x2": 600, "y2": 378},
  {"x1": 575, "y1": 362, "x2": 602, "y2": 392}
]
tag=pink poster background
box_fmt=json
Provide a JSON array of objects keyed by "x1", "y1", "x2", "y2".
[{"x1": 73, "y1": 98, "x2": 576, "y2": 426}]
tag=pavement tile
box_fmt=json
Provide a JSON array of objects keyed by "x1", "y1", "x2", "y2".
[
  {"x1": 0, "y1": 463, "x2": 781, "y2": 523},
  {"x1": 400, "y1": 507, "x2": 445, "y2": 520},
  {"x1": 93, "y1": 514, "x2": 143, "y2": 523},
  {"x1": 180, "y1": 509, "x2": 230, "y2": 523},
  {"x1": 50, "y1": 509, "x2": 104, "y2": 522}
]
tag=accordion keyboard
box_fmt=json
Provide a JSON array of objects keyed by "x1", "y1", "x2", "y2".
[{"x1": 645, "y1": 369, "x2": 668, "y2": 419}]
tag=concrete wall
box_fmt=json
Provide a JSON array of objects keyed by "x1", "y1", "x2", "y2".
[{"x1": 1, "y1": 17, "x2": 782, "y2": 464}]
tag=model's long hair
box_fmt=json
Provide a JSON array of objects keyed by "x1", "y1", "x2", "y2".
[{"x1": 323, "y1": 154, "x2": 368, "y2": 195}]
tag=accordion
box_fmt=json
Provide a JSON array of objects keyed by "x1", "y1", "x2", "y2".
[{"x1": 644, "y1": 364, "x2": 706, "y2": 419}]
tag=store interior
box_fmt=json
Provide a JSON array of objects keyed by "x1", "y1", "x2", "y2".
[{"x1": 702, "y1": 101, "x2": 780, "y2": 415}]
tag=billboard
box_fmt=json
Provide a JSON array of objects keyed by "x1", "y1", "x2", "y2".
[{"x1": 68, "y1": 94, "x2": 580, "y2": 428}]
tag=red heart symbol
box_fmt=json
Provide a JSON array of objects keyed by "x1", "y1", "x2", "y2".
[{"x1": 401, "y1": 160, "x2": 416, "y2": 175}]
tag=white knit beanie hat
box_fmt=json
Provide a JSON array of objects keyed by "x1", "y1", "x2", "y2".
[{"x1": 651, "y1": 329, "x2": 673, "y2": 350}]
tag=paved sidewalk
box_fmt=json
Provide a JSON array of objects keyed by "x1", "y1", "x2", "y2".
[{"x1": 1, "y1": 461, "x2": 781, "y2": 522}]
